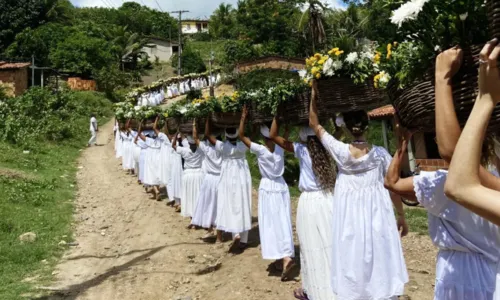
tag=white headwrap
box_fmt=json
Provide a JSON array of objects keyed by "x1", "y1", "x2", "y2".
[
  {"x1": 186, "y1": 135, "x2": 195, "y2": 144},
  {"x1": 260, "y1": 125, "x2": 270, "y2": 138},
  {"x1": 493, "y1": 137, "x2": 500, "y2": 159},
  {"x1": 335, "y1": 115, "x2": 346, "y2": 127},
  {"x1": 225, "y1": 129, "x2": 239, "y2": 139},
  {"x1": 299, "y1": 127, "x2": 315, "y2": 142}
]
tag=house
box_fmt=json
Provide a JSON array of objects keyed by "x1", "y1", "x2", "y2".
[
  {"x1": 367, "y1": 104, "x2": 448, "y2": 172},
  {"x1": 0, "y1": 61, "x2": 30, "y2": 96},
  {"x1": 181, "y1": 20, "x2": 209, "y2": 34},
  {"x1": 142, "y1": 37, "x2": 179, "y2": 63}
]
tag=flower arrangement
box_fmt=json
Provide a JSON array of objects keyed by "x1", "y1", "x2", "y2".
[
  {"x1": 114, "y1": 102, "x2": 134, "y2": 121},
  {"x1": 300, "y1": 41, "x2": 380, "y2": 85},
  {"x1": 163, "y1": 102, "x2": 189, "y2": 119},
  {"x1": 184, "y1": 97, "x2": 219, "y2": 119},
  {"x1": 214, "y1": 92, "x2": 243, "y2": 113}
]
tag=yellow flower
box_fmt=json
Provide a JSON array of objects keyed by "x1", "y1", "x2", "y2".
[
  {"x1": 328, "y1": 47, "x2": 340, "y2": 55},
  {"x1": 335, "y1": 50, "x2": 344, "y2": 56},
  {"x1": 373, "y1": 51, "x2": 381, "y2": 64},
  {"x1": 311, "y1": 67, "x2": 320, "y2": 75},
  {"x1": 318, "y1": 58, "x2": 326, "y2": 65},
  {"x1": 314, "y1": 53, "x2": 322, "y2": 59},
  {"x1": 393, "y1": 41, "x2": 398, "y2": 47},
  {"x1": 303, "y1": 78, "x2": 309, "y2": 84},
  {"x1": 315, "y1": 73, "x2": 321, "y2": 79},
  {"x1": 386, "y1": 44, "x2": 392, "y2": 60},
  {"x1": 308, "y1": 81, "x2": 313, "y2": 87}
]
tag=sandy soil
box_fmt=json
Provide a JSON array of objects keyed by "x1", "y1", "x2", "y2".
[{"x1": 41, "y1": 120, "x2": 437, "y2": 300}]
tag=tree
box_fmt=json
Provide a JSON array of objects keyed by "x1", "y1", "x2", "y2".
[
  {"x1": 106, "y1": 26, "x2": 155, "y2": 70},
  {"x1": 171, "y1": 46, "x2": 207, "y2": 75},
  {"x1": 298, "y1": 0, "x2": 329, "y2": 53},
  {"x1": 209, "y1": 3, "x2": 235, "y2": 39}
]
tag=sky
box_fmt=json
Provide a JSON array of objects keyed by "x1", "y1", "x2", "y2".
[{"x1": 70, "y1": 0, "x2": 346, "y2": 19}]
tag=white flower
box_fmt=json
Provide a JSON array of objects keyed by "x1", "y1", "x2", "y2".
[
  {"x1": 322, "y1": 58, "x2": 334, "y2": 74},
  {"x1": 459, "y1": 12, "x2": 468, "y2": 21},
  {"x1": 298, "y1": 70, "x2": 307, "y2": 79},
  {"x1": 390, "y1": 0, "x2": 430, "y2": 27},
  {"x1": 178, "y1": 107, "x2": 188, "y2": 114},
  {"x1": 434, "y1": 45, "x2": 442, "y2": 52},
  {"x1": 361, "y1": 51, "x2": 374, "y2": 60},
  {"x1": 345, "y1": 52, "x2": 359, "y2": 64},
  {"x1": 332, "y1": 60, "x2": 343, "y2": 71},
  {"x1": 379, "y1": 71, "x2": 391, "y2": 85},
  {"x1": 193, "y1": 103, "x2": 200, "y2": 108},
  {"x1": 134, "y1": 106, "x2": 141, "y2": 111}
]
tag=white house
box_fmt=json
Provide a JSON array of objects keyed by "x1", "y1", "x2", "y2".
[
  {"x1": 181, "y1": 20, "x2": 209, "y2": 34},
  {"x1": 142, "y1": 38, "x2": 179, "y2": 62}
]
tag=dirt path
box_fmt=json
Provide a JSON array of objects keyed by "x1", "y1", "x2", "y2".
[{"x1": 43, "y1": 121, "x2": 437, "y2": 300}]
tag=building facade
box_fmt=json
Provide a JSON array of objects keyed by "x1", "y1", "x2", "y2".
[
  {"x1": 181, "y1": 20, "x2": 209, "y2": 34},
  {"x1": 0, "y1": 61, "x2": 30, "y2": 96},
  {"x1": 142, "y1": 38, "x2": 179, "y2": 63}
]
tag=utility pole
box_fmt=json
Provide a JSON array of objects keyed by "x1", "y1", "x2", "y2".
[
  {"x1": 170, "y1": 10, "x2": 189, "y2": 76},
  {"x1": 209, "y1": 39, "x2": 215, "y2": 97},
  {"x1": 31, "y1": 55, "x2": 35, "y2": 87}
]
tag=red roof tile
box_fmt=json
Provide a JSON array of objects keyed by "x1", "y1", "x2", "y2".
[
  {"x1": 0, "y1": 61, "x2": 31, "y2": 69},
  {"x1": 368, "y1": 105, "x2": 395, "y2": 120}
]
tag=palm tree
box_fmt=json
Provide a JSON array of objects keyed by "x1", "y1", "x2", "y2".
[
  {"x1": 299, "y1": 0, "x2": 329, "y2": 53},
  {"x1": 324, "y1": 5, "x2": 369, "y2": 52},
  {"x1": 106, "y1": 26, "x2": 155, "y2": 70},
  {"x1": 209, "y1": 3, "x2": 234, "y2": 39},
  {"x1": 43, "y1": 0, "x2": 74, "y2": 24}
]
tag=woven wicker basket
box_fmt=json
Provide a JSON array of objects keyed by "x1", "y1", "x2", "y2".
[
  {"x1": 211, "y1": 112, "x2": 242, "y2": 128},
  {"x1": 129, "y1": 119, "x2": 139, "y2": 130},
  {"x1": 317, "y1": 77, "x2": 386, "y2": 113},
  {"x1": 249, "y1": 101, "x2": 275, "y2": 124},
  {"x1": 141, "y1": 117, "x2": 157, "y2": 130},
  {"x1": 178, "y1": 118, "x2": 206, "y2": 134},
  {"x1": 387, "y1": 45, "x2": 500, "y2": 132},
  {"x1": 281, "y1": 91, "x2": 329, "y2": 125},
  {"x1": 487, "y1": 0, "x2": 500, "y2": 39},
  {"x1": 166, "y1": 118, "x2": 179, "y2": 132}
]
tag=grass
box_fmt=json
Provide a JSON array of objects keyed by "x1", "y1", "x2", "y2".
[
  {"x1": 189, "y1": 40, "x2": 226, "y2": 66},
  {"x1": 404, "y1": 207, "x2": 429, "y2": 235},
  {"x1": 0, "y1": 91, "x2": 112, "y2": 299}
]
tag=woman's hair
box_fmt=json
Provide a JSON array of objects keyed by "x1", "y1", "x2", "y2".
[
  {"x1": 307, "y1": 136, "x2": 336, "y2": 191},
  {"x1": 343, "y1": 110, "x2": 369, "y2": 138},
  {"x1": 482, "y1": 134, "x2": 498, "y2": 167}
]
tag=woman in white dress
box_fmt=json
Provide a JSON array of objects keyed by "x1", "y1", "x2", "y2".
[
  {"x1": 172, "y1": 126, "x2": 204, "y2": 221},
  {"x1": 386, "y1": 45, "x2": 500, "y2": 300},
  {"x1": 138, "y1": 119, "x2": 162, "y2": 200},
  {"x1": 191, "y1": 119, "x2": 223, "y2": 242},
  {"x1": 134, "y1": 132, "x2": 148, "y2": 185},
  {"x1": 169, "y1": 133, "x2": 184, "y2": 212},
  {"x1": 239, "y1": 106, "x2": 295, "y2": 280},
  {"x1": 309, "y1": 81, "x2": 409, "y2": 300},
  {"x1": 207, "y1": 124, "x2": 252, "y2": 253},
  {"x1": 115, "y1": 120, "x2": 123, "y2": 159},
  {"x1": 270, "y1": 118, "x2": 337, "y2": 300},
  {"x1": 121, "y1": 121, "x2": 136, "y2": 174},
  {"x1": 158, "y1": 126, "x2": 174, "y2": 200}
]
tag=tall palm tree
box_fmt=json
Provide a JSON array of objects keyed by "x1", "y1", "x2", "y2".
[
  {"x1": 299, "y1": 0, "x2": 329, "y2": 53},
  {"x1": 209, "y1": 3, "x2": 234, "y2": 39},
  {"x1": 106, "y1": 26, "x2": 155, "y2": 70}
]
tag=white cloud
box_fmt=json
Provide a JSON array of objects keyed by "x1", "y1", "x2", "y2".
[{"x1": 71, "y1": 0, "x2": 346, "y2": 18}]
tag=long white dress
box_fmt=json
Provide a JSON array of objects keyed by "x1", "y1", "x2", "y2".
[
  {"x1": 135, "y1": 139, "x2": 148, "y2": 183},
  {"x1": 143, "y1": 137, "x2": 162, "y2": 186},
  {"x1": 192, "y1": 141, "x2": 222, "y2": 228},
  {"x1": 120, "y1": 132, "x2": 135, "y2": 170},
  {"x1": 115, "y1": 126, "x2": 123, "y2": 159},
  {"x1": 320, "y1": 132, "x2": 408, "y2": 299},
  {"x1": 414, "y1": 170, "x2": 500, "y2": 300},
  {"x1": 293, "y1": 142, "x2": 336, "y2": 300},
  {"x1": 177, "y1": 145, "x2": 204, "y2": 218},
  {"x1": 215, "y1": 141, "x2": 252, "y2": 242},
  {"x1": 251, "y1": 143, "x2": 294, "y2": 260},
  {"x1": 169, "y1": 141, "x2": 184, "y2": 203},
  {"x1": 158, "y1": 133, "x2": 173, "y2": 187}
]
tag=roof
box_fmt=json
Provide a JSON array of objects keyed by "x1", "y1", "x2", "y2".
[
  {"x1": 145, "y1": 36, "x2": 179, "y2": 45},
  {"x1": 181, "y1": 19, "x2": 209, "y2": 23},
  {"x1": 368, "y1": 105, "x2": 395, "y2": 120},
  {"x1": 0, "y1": 61, "x2": 31, "y2": 70}
]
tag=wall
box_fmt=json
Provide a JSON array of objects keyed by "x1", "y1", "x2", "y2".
[
  {"x1": 181, "y1": 22, "x2": 209, "y2": 34},
  {"x1": 143, "y1": 40, "x2": 174, "y2": 62},
  {"x1": 67, "y1": 77, "x2": 96, "y2": 91},
  {"x1": 0, "y1": 68, "x2": 28, "y2": 96}
]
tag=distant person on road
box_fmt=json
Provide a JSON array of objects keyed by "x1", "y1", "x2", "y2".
[{"x1": 88, "y1": 114, "x2": 98, "y2": 147}]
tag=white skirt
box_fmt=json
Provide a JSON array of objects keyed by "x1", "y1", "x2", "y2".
[
  {"x1": 258, "y1": 177, "x2": 294, "y2": 260},
  {"x1": 122, "y1": 141, "x2": 135, "y2": 170},
  {"x1": 191, "y1": 172, "x2": 220, "y2": 228},
  {"x1": 143, "y1": 147, "x2": 161, "y2": 185},
  {"x1": 115, "y1": 131, "x2": 122, "y2": 158},
  {"x1": 159, "y1": 145, "x2": 172, "y2": 185},
  {"x1": 181, "y1": 168, "x2": 204, "y2": 218},
  {"x1": 296, "y1": 190, "x2": 336, "y2": 300},
  {"x1": 216, "y1": 159, "x2": 252, "y2": 233},
  {"x1": 139, "y1": 149, "x2": 146, "y2": 182},
  {"x1": 168, "y1": 152, "x2": 183, "y2": 202},
  {"x1": 133, "y1": 145, "x2": 140, "y2": 173}
]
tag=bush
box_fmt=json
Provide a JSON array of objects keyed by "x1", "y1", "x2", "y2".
[
  {"x1": 0, "y1": 88, "x2": 112, "y2": 147},
  {"x1": 189, "y1": 32, "x2": 211, "y2": 42},
  {"x1": 185, "y1": 89, "x2": 203, "y2": 102},
  {"x1": 222, "y1": 40, "x2": 261, "y2": 69},
  {"x1": 171, "y1": 46, "x2": 207, "y2": 75}
]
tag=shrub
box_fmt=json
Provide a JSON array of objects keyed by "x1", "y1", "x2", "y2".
[{"x1": 185, "y1": 89, "x2": 203, "y2": 102}]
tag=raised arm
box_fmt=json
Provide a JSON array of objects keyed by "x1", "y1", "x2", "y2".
[
  {"x1": 238, "y1": 105, "x2": 252, "y2": 149},
  {"x1": 193, "y1": 119, "x2": 201, "y2": 147},
  {"x1": 270, "y1": 116, "x2": 294, "y2": 153},
  {"x1": 205, "y1": 118, "x2": 217, "y2": 146},
  {"x1": 137, "y1": 122, "x2": 147, "y2": 142},
  {"x1": 445, "y1": 40, "x2": 500, "y2": 225},
  {"x1": 384, "y1": 124, "x2": 418, "y2": 201},
  {"x1": 135, "y1": 123, "x2": 142, "y2": 143},
  {"x1": 172, "y1": 131, "x2": 179, "y2": 151},
  {"x1": 309, "y1": 79, "x2": 326, "y2": 139},
  {"x1": 153, "y1": 116, "x2": 160, "y2": 136}
]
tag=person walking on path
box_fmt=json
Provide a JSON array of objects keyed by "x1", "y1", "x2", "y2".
[{"x1": 88, "y1": 114, "x2": 98, "y2": 147}]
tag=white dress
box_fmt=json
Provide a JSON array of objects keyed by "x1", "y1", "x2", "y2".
[
  {"x1": 251, "y1": 143, "x2": 294, "y2": 260},
  {"x1": 293, "y1": 142, "x2": 336, "y2": 300},
  {"x1": 115, "y1": 125, "x2": 123, "y2": 159},
  {"x1": 158, "y1": 133, "x2": 173, "y2": 186},
  {"x1": 177, "y1": 145, "x2": 204, "y2": 218},
  {"x1": 169, "y1": 141, "x2": 184, "y2": 203},
  {"x1": 321, "y1": 133, "x2": 408, "y2": 299},
  {"x1": 414, "y1": 170, "x2": 500, "y2": 300},
  {"x1": 192, "y1": 141, "x2": 222, "y2": 228},
  {"x1": 143, "y1": 137, "x2": 162, "y2": 186},
  {"x1": 215, "y1": 141, "x2": 252, "y2": 234},
  {"x1": 136, "y1": 139, "x2": 148, "y2": 183},
  {"x1": 120, "y1": 132, "x2": 135, "y2": 170}
]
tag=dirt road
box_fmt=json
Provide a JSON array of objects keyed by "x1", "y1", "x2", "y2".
[{"x1": 44, "y1": 120, "x2": 437, "y2": 300}]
